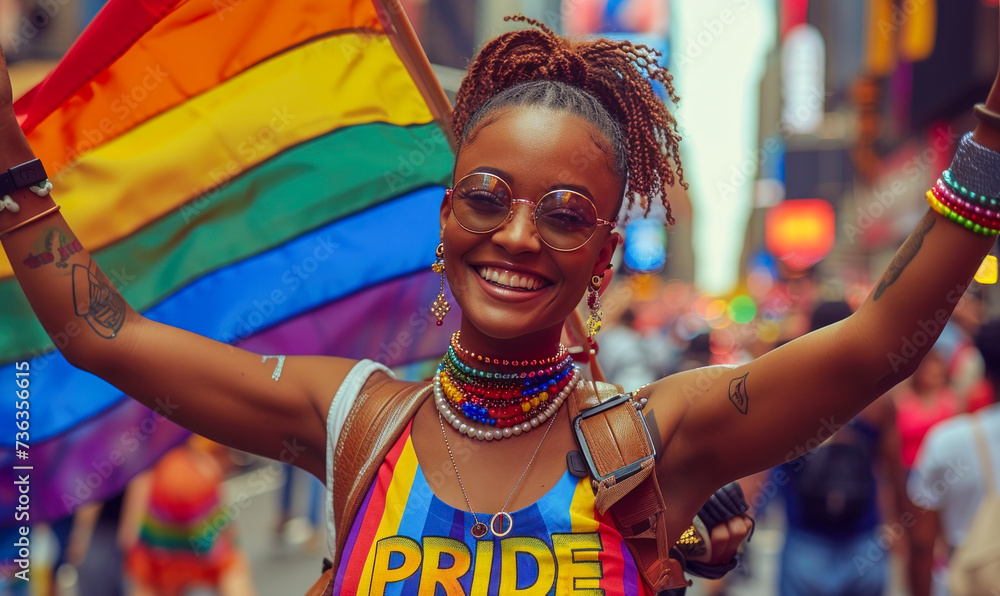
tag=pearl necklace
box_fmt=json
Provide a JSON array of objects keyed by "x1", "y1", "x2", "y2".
[{"x1": 434, "y1": 365, "x2": 580, "y2": 441}]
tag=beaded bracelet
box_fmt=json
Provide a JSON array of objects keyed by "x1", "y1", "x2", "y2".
[
  {"x1": 926, "y1": 190, "x2": 1000, "y2": 236},
  {"x1": 929, "y1": 131, "x2": 1000, "y2": 235},
  {"x1": 933, "y1": 181, "x2": 1000, "y2": 227},
  {"x1": 928, "y1": 186, "x2": 1000, "y2": 234}
]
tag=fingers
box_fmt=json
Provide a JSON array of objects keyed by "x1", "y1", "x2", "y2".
[
  {"x1": 727, "y1": 514, "x2": 752, "y2": 551},
  {"x1": 707, "y1": 521, "x2": 731, "y2": 565},
  {"x1": 707, "y1": 515, "x2": 752, "y2": 564}
]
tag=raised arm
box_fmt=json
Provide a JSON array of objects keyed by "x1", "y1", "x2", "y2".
[
  {"x1": 0, "y1": 46, "x2": 351, "y2": 480},
  {"x1": 648, "y1": 61, "x2": 999, "y2": 526}
]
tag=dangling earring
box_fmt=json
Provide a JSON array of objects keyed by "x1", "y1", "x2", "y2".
[
  {"x1": 586, "y1": 274, "x2": 603, "y2": 345},
  {"x1": 431, "y1": 243, "x2": 450, "y2": 326}
]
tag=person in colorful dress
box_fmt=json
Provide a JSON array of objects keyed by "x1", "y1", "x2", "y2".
[
  {"x1": 119, "y1": 437, "x2": 256, "y2": 596},
  {"x1": 1, "y1": 13, "x2": 998, "y2": 595}
]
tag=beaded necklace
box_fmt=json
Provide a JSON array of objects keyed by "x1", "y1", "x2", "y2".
[{"x1": 434, "y1": 331, "x2": 579, "y2": 441}]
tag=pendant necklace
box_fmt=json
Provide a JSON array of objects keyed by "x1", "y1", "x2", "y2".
[{"x1": 437, "y1": 410, "x2": 558, "y2": 539}]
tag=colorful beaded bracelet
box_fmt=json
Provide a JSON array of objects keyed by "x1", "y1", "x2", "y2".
[
  {"x1": 929, "y1": 186, "x2": 1000, "y2": 233},
  {"x1": 926, "y1": 190, "x2": 1000, "y2": 236},
  {"x1": 934, "y1": 181, "x2": 1000, "y2": 225}
]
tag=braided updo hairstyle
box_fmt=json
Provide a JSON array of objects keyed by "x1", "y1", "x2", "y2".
[{"x1": 452, "y1": 15, "x2": 686, "y2": 224}]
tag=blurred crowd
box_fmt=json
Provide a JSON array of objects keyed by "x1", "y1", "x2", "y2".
[{"x1": 596, "y1": 270, "x2": 1000, "y2": 596}]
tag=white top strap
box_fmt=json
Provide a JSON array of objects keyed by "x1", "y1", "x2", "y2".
[
  {"x1": 324, "y1": 359, "x2": 394, "y2": 556},
  {"x1": 972, "y1": 416, "x2": 996, "y2": 497}
]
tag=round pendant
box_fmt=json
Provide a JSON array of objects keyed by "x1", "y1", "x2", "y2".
[
  {"x1": 471, "y1": 522, "x2": 489, "y2": 539},
  {"x1": 491, "y1": 512, "x2": 513, "y2": 538}
]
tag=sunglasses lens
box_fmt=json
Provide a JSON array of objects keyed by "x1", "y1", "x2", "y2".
[
  {"x1": 536, "y1": 191, "x2": 599, "y2": 250},
  {"x1": 452, "y1": 173, "x2": 512, "y2": 232}
]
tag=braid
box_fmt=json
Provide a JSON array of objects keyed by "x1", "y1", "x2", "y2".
[{"x1": 453, "y1": 15, "x2": 686, "y2": 223}]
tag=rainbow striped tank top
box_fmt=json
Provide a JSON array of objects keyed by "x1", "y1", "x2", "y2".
[{"x1": 332, "y1": 422, "x2": 654, "y2": 595}]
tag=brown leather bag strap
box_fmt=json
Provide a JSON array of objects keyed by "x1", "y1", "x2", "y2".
[
  {"x1": 569, "y1": 381, "x2": 690, "y2": 593},
  {"x1": 330, "y1": 375, "x2": 433, "y2": 572}
]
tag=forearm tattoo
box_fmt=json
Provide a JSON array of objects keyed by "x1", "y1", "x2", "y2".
[
  {"x1": 23, "y1": 228, "x2": 82, "y2": 269},
  {"x1": 873, "y1": 215, "x2": 935, "y2": 301},
  {"x1": 728, "y1": 373, "x2": 749, "y2": 415},
  {"x1": 72, "y1": 260, "x2": 125, "y2": 339}
]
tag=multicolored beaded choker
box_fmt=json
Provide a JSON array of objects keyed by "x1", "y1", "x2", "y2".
[{"x1": 434, "y1": 332, "x2": 579, "y2": 441}]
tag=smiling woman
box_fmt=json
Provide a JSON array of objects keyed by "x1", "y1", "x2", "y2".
[{"x1": 1, "y1": 6, "x2": 998, "y2": 596}]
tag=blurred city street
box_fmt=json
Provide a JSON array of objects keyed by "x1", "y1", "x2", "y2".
[{"x1": 1, "y1": 1, "x2": 998, "y2": 595}]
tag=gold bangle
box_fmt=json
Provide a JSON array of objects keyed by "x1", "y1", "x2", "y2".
[
  {"x1": 0, "y1": 204, "x2": 61, "y2": 239},
  {"x1": 973, "y1": 103, "x2": 1000, "y2": 130}
]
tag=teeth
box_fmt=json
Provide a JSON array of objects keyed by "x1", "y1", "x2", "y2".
[{"x1": 477, "y1": 266, "x2": 546, "y2": 291}]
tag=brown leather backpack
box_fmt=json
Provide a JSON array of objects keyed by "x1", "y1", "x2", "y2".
[{"x1": 306, "y1": 375, "x2": 689, "y2": 595}]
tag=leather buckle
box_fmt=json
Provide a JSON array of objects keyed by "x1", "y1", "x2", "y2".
[{"x1": 572, "y1": 392, "x2": 656, "y2": 484}]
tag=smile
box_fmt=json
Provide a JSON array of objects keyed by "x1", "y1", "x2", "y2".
[{"x1": 476, "y1": 266, "x2": 550, "y2": 291}]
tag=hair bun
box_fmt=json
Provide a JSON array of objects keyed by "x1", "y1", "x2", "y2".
[
  {"x1": 453, "y1": 15, "x2": 686, "y2": 224},
  {"x1": 490, "y1": 18, "x2": 588, "y2": 89}
]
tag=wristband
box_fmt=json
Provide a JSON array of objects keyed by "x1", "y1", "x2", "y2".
[
  {"x1": 0, "y1": 159, "x2": 49, "y2": 196},
  {"x1": 949, "y1": 132, "x2": 1000, "y2": 201}
]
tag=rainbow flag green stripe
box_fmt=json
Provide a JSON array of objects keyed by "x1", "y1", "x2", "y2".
[{"x1": 0, "y1": 121, "x2": 451, "y2": 363}]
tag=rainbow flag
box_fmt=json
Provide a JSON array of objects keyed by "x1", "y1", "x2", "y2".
[{"x1": 0, "y1": 0, "x2": 456, "y2": 521}]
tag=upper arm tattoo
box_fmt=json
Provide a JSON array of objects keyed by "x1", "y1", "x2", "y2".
[
  {"x1": 72, "y1": 260, "x2": 125, "y2": 339},
  {"x1": 728, "y1": 373, "x2": 749, "y2": 415},
  {"x1": 262, "y1": 355, "x2": 286, "y2": 381},
  {"x1": 873, "y1": 215, "x2": 936, "y2": 301}
]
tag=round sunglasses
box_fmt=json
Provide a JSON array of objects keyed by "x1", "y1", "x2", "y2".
[{"x1": 447, "y1": 172, "x2": 616, "y2": 251}]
